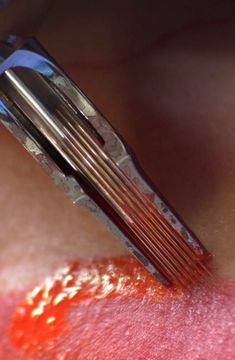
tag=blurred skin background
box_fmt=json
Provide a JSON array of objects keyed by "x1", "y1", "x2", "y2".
[{"x1": 0, "y1": 0, "x2": 235, "y2": 335}]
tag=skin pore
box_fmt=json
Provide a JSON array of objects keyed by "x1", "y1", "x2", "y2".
[{"x1": 0, "y1": 1, "x2": 235, "y2": 358}]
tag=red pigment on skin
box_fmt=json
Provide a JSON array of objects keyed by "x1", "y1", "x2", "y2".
[
  {"x1": 10, "y1": 256, "x2": 177, "y2": 355},
  {"x1": 6, "y1": 256, "x2": 235, "y2": 360}
]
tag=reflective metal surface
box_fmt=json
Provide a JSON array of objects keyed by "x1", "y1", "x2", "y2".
[{"x1": 0, "y1": 37, "x2": 211, "y2": 287}]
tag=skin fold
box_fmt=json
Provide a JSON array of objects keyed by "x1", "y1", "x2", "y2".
[{"x1": 0, "y1": 1, "x2": 235, "y2": 359}]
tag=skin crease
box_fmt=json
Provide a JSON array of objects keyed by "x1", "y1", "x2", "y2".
[{"x1": 0, "y1": 0, "x2": 235, "y2": 358}]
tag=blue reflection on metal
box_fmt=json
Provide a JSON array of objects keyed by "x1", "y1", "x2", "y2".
[
  {"x1": 0, "y1": 98, "x2": 16, "y2": 125},
  {"x1": 0, "y1": 99, "x2": 7, "y2": 115},
  {"x1": 0, "y1": 49, "x2": 55, "y2": 78}
]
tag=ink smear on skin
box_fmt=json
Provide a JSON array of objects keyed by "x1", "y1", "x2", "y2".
[
  {"x1": 7, "y1": 256, "x2": 235, "y2": 359},
  {"x1": 10, "y1": 256, "x2": 176, "y2": 354}
]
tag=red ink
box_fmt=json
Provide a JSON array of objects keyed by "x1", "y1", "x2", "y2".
[
  {"x1": 10, "y1": 256, "x2": 176, "y2": 355},
  {"x1": 0, "y1": 256, "x2": 233, "y2": 360}
]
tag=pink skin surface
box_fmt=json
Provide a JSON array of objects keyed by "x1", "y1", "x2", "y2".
[
  {"x1": 1, "y1": 1, "x2": 235, "y2": 359},
  {"x1": 0, "y1": 265, "x2": 234, "y2": 359},
  {"x1": 53, "y1": 281, "x2": 235, "y2": 360}
]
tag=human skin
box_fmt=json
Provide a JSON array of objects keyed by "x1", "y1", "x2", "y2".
[{"x1": 0, "y1": 0, "x2": 235, "y2": 359}]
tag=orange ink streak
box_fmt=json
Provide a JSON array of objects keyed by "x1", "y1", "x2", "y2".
[{"x1": 9, "y1": 256, "x2": 180, "y2": 355}]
